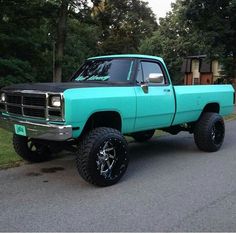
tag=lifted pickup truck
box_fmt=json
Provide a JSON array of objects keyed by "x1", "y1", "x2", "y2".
[{"x1": 0, "y1": 54, "x2": 235, "y2": 186}]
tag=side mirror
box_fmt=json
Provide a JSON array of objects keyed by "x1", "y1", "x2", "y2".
[{"x1": 148, "y1": 73, "x2": 164, "y2": 84}]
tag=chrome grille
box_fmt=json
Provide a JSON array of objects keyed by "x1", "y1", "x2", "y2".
[
  {"x1": 0, "y1": 91, "x2": 64, "y2": 121},
  {"x1": 5, "y1": 92, "x2": 46, "y2": 118}
]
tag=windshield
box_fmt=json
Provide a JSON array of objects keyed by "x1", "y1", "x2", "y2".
[{"x1": 71, "y1": 59, "x2": 134, "y2": 82}]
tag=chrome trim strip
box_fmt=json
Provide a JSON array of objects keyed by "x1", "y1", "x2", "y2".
[
  {"x1": 5, "y1": 103, "x2": 45, "y2": 109},
  {"x1": 45, "y1": 92, "x2": 49, "y2": 121},
  {"x1": 60, "y1": 92, "x2": 65, "y2": 121},
  {"x1": 21, "y1": 95, "x2": 24, "y2": 116}
]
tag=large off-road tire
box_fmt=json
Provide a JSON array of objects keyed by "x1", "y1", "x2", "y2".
[
  {"x1": 132, "y1": 129, "x2": 155, "y2": 142},
  {"x1": 13, "y1": 134, "x2": 52, "y2": 163},
  {"x1": 76, "y1": 127, "x2": 129, "y2": 187},
  {"x1": 194, "y1": 112, "x2": 225, "y2": 152}
]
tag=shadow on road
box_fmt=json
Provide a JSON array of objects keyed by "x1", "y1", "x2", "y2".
[
  {"x1": 128, "y1": 133, "x2": 197, "y2": 161},
  {"x1": 38, "y1": 133, "x2": 200, "y2": 184}
]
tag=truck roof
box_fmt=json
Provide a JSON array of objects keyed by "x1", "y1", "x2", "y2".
[{"x1": 88, "y1": 54, "x2": 164, "y2": 62}]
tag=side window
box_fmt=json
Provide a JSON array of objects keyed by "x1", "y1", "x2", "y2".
[{"x1": 141, "y1": 61, "x2": 166, "y2": 85}]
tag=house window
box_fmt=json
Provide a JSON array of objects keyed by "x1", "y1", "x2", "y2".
[{"x1": 193, "y1": 77, "x2": 199, "y2": 85}]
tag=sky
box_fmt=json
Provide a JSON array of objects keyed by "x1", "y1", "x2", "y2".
[{"x1": 145, "y1": 0, "x2": 176, "y2": 20}]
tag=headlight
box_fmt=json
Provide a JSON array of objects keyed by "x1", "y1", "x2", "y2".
[
  {"x1": 51, "y1": 96, "x2": 61, "y2": 107},
  {"x1": 0, "y1": 93, "x2": 6, "y2": 102}
]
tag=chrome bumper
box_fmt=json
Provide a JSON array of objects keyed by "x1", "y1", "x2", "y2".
[{"x1": 0, "y1": 114, "x2": 72, "y2": 141}]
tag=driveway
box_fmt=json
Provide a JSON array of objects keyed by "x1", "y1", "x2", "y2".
[{"x1": 1, "y1": 120, "x2": 236, "y2": 231}]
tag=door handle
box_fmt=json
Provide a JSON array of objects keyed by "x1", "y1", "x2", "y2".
[{"x1": 163, "y1": 89, "x2": 171, "y2": 92}]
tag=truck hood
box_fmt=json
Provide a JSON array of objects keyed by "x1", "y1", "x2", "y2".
[{"x1": 1, "y1": 82, "x2": 125, "y2": 93}]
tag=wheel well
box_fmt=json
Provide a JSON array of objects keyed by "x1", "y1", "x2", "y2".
[
  {"x1": 202, "y1": 103, "x2": 220, "y2": 114},
  {"x1": 81, "y1": 111, "x2": 122, "y2": 136}
]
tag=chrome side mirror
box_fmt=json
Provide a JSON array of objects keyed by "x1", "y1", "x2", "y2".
[
  {"x1": 148, "y1": 73, "x2": 164, "y2": 84},
  {"x1": 140, "y1": 73, "x2": 164, "y2": 94}
]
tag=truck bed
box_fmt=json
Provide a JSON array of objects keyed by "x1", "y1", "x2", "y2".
[{"x1": 172, "y1": 84, "x2": 235, "y2": 126}]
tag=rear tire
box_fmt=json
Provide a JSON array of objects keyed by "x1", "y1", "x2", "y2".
[
  {"x1": 76, "y1": 127, "x2": 128, "y2": 187},
  {"x1": 13, "y1": 134, "x2": 52, "y2": 163},
  {"x1": 194, "y1": 112, "x2": 225, "y2": 152},
  {"x1": 132, "y1": 130, "x2": 155, "y2": 142}
]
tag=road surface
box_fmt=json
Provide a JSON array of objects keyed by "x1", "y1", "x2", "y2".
[{"x1": 1, "y1": 120, "x2": 236, "y2": 231}]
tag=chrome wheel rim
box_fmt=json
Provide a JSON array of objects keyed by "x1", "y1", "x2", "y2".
[
  {"x1": 27, "y1": 138, "x2": 47, "y2": 154},
  {"x1": 27, "y1": 139, "x2": 37, "y2": 152},
  {"x1": 211, "y1": 121, "x2": 224, "y2": 145},
  {"x1": 95, "y1": 139, "x2": 128, "y2": 181},
  {"x1": 96, "y1": 140, "x2": 117, "y2": 180}
]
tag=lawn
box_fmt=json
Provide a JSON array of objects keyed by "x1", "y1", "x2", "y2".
[
  {"x1": 0, "y1": 128, "x2": 22, "y2": 169},
  {"x1": 224, "y1": 113, "x2": 236, "y2": 121},
  {"x1": 0, "y1": 112, "x2": 236, "y2": 169}
]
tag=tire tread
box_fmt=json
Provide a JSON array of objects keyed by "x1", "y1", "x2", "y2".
[
  {"x1": 13, "y1": 134, "x2": 51, "y2": 163},
  {"x1": 76, "y1": 127, "x2": 128, "y2": 186},
  {"x1": 194, "y1": 112, "x2": 225, "y2": 152}
]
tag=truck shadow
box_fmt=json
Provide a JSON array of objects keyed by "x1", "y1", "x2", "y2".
[
  {"x1": 25, "y1": 134, "x2": 200, "y2": 186},
  {"x1": 128, "y1": 134, "x2": 197, "y2": 161},
  {"x1": 123, "y1": 133, "x2": 202, "y2": 181}
]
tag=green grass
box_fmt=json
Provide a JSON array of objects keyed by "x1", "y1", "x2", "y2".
[
  {"x1": 224, "y1": 113, "x2": 236, "y2": 121},
  {"x1": 0, "y1": 128, "x2": 22, "y2": 169}
]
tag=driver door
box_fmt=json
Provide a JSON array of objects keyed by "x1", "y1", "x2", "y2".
[{"x1": 134, "y1": 60, "x2": 175, "y2": 131}]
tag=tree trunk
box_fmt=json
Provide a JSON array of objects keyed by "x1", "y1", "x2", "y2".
[
  {"x1": 54, "y1": 0, "x2": 69, "y2": 83},
  {"x1": 233, "y1": 51, "x2": 236, "y2": 80}
]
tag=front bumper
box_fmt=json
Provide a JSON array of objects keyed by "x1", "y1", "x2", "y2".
[{"x1": 0, "y1": 114, "x2": 72, "y2": 141}]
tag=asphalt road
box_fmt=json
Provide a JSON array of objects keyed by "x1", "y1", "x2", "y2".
[{"x1": 1, "y1": 120, "x2": 236, "y2": 231}]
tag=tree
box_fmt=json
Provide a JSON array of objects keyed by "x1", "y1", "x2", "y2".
[
  {"x1": 47, "y1": 0, "x2": 90, "y2": 82},
  {"x1": 0, "y1": 0, "x2": 95, "y2": 85},
  {"x1": 0, "y1": 0, "x2": 53, "y2": 86},
  {"x1": 53, "y1": 0, "x2": 69, "y2": 82},
  {"x1": 182, "y1": 0, "x2": 236, "y2": 79},
  {"x1": 62, "y1": 20, "x2": 100, "y2": 81},
  {"x1": 92, "y1": 0, "x2": 157, "y2": 54},
  {"x1": 0, "y1": 0, "x2": 159, "y2": 86},
  {"x1": 139, "y1": 0, "x2": 211, "y2": 84}
]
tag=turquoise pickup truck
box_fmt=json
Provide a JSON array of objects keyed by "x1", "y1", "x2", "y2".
[{"x1": 0, "y1": 54, "x2": 235, "y2": 186}]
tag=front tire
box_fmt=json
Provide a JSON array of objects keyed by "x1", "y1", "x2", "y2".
[
  {"x1": 194, "y1": 112, "x2": 225, "y2": 152},
  {"x1": 76, "y1": 127, "x2": 129, "y2": 187},
  {"x1": 13, "y1": 134, "x2": 52, "y2": 163}
]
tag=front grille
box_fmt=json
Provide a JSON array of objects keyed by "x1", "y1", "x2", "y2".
[
  {"x1": 49, "y1": 109, "x2": 62, "y2": 117},
  {"x1": 24, "y1": 108, "x2": 45, "y2": 118},
  {"x1": 7, "y1": 95, "x2": 21, "y2": 104},
  {"x1": 0, "y1": 91, "x2": 64, "y2": 121},
  {"x1": 7, "y1": 105, "x2": 22, "y2": 115},
  {"x1": 0, "y1": 103, "x2": 5, "y2": 111},
  {"x1": 5, "y1": 93, "x2": 46, "y2": 118},
  {"x1": 23, "y1": 96, "x2": 46, "y2": 107}
]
